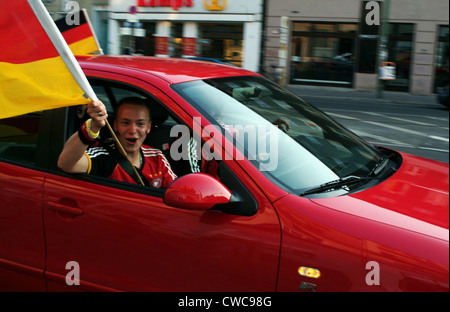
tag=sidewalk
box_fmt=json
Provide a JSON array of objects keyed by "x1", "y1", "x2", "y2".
[{"x1": 286, "y1": 84, "x2": 439, "y2": 106}]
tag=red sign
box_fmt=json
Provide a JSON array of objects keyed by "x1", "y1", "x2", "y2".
[
  {"x1": 137, "y1": 0, "x2": 193, "y2": 11},
  {"x1": 129, "y1": 5, "x2": 138, "y2": 14},
  {"x1": 155, "y1": 36, "x2": 169, "y2": 55},
  {"x1": 183, "y1": 37, "x2": 197, "y2": 56}
]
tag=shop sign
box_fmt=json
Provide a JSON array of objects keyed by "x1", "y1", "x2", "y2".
[
  {"x1": 183, "y1": 38, "x2": 197, "y2": 56},
  {"x1": 137, "y1": 0, "x2": 193, "y2": 11},
  {"x1": 155, "y1": 36, "x2": 169, "y2": 55},
  {"x1": 203, "y1": 0, "x2": 227, "y2": 11}
]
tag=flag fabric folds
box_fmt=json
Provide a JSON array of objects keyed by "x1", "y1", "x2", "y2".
[
  {"x1": 55, "y1": 9, "x2": 102, "y2": 57},
  {"x1": 0, "y1": 0, "x2": 90, "y2": 119}
]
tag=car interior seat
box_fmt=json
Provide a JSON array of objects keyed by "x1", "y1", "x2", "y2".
[{"x1": 143, "y1": 101, "x2": 197, "y2": 177}]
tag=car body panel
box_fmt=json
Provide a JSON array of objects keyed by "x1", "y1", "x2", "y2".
[
  {"x1": 79, "y1": 55, "x2": 257, "y2": 85},
  {"x1": 0, "y1": 163, "x2": 46, "y2": 291},
  {"x1": 43, "y1": 167, "x2": 281, "y2": 291},
  {"x1": 275, "y1": 193, "x2": 448, "y2": 291},
  {"x1": 312, "y1": 152, "x2": 449, "y2": 235}
]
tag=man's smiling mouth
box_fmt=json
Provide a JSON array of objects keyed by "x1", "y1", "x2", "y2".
[{"x1": 126, "y1": 138, "x2": 138, "y2": 144}]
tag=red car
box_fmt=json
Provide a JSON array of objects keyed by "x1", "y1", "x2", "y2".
[{"x1": 0, "y1": 56, "x2": 448, "y2": 292}]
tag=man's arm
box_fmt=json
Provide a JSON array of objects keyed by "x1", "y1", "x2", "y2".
[{"x1": 57, "y1": 100, "x2": 108, "y2": 173}]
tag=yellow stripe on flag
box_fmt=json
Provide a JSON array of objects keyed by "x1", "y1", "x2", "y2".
[
  {"x1": 0, "y1": 56, "x2": 89, "y2": 119},
  {"x1": 68, "y1": 36, "x2": 100, "y2": 57}
]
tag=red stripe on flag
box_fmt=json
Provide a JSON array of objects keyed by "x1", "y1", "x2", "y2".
[
  {"x1": 0, "y1": 0, "x2": 59, "y2": 64},
  {"x1": 61, "y1": 23, "x2": 94, "y2": 46}
]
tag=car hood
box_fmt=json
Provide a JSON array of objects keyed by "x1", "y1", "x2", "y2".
[{"x1": 310, "y1": 152, "x2": 449, "y2": 241}]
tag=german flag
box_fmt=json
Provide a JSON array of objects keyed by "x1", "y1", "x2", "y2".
[
  {"x1": 55, "y1": 9, "x2": 102, "y2": 57},
  {"x1": 0, "y1": 0, "x2": 90, "y2": 119}
]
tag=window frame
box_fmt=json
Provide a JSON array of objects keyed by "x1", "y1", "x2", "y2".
[{"x1": 48, "y1": 77, "x2": 179, "y2": 198}]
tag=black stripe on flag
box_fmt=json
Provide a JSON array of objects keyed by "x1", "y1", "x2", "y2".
[{"x1": 55, "y1": 10, "x2": 87, "y2": 33}]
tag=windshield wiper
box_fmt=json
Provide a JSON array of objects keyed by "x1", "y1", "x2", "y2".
[
  {"x1": 300, "y1": 175, "x2": 373, "y2": 196},
  {"x1": 368, "y1": 156, "x2": 390, "y2": 177}
]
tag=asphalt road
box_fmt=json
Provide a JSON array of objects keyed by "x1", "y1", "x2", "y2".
[{"x1": 287, "y1": 85, "x2": 449, "y2": 164}]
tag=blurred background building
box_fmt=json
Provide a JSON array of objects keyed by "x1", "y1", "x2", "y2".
[
  {"x1": 43, "y1": 0, "x2": 448, "y2": 95},
  {"x1": 44, "y1": 0, "x2": 263, "y2": 72},
  {"x1": 264, "y1": 0, "x2": 448, "y2": 94}
]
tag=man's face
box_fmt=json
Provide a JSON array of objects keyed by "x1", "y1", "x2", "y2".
[{"x1": 114, "y1": 103, "x2": 151, "y2": 155}]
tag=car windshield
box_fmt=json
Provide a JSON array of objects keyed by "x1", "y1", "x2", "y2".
[{"x1": 172, "y1": 76, "x2": 384, "y2": 195}]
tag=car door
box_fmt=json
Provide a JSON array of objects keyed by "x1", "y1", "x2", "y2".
[
  {"x1": 0, "y1": 112, "x2": 50, "y2": 291},
  {"x1": 43, "y1": 74, "x2": 281, "y2": 291}
]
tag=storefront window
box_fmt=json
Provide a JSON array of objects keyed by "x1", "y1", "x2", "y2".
[
  {"x1": 137, "y1": 22, "x2": 156, "y2": 56},
  {"x1": 293, "y1": 23, "x2": 335, "y2": 33},
  {"x1": 434, "y1": 26, "x2": 449, "y2": 91},
  {"x1": 120, "y1": 21, "x2": 156, "y2": 56},
  {"x1": 198, "y1": 23, "x2": 243, "y2": 66},
  {"x1": 170, "y1": 23, "x2": 183, "y2": 58},
  {"x1": 120, "y1": 21, "x2": 134, "y2": 55},
  {"x1": 291, "y1": 22, "x2": 358, "y2": 85},
  {"x1": 384, "y1": 23, "x2": 414, "y2": 92}
]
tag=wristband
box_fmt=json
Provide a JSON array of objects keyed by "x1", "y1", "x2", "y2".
[
  {"x1": 78, "y1": 119, "x2": 99, "y2": 146},
  {"x1": 86, "y1": 118, "x2": 100, "y2": 139}
]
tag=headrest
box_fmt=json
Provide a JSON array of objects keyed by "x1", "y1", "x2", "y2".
[{"x1": 148, "y1": 101, "x2": 169, "y2": 127}]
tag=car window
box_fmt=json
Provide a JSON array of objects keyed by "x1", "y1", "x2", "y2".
[
  {"x1": 58, "y1": 77, "x2": 256, "y2": 214},
  {"x1": 0, "y1": 112, "x2": 42, "y2": 165},
  {"x1": 172, "y1": 76, "x2": 389, "y2": 196},
  {"x1": 62, "y1": 78, "x2": 200, "y2": 190},
  {"x1": 92, "y1": 85, "x2": 114, "y2": 112}
]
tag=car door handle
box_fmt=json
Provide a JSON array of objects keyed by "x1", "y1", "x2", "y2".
[{"x1": 48, "y1": 201, "x2": 84, "y2": 216}]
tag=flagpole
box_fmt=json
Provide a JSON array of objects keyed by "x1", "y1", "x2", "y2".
[{"x1": 28, "y1": 0, "x2": 144, "y2": 186}]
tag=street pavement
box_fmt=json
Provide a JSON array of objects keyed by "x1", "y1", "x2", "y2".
[
  {"x1": 286, "y1": 84, "x2": 442, "y2": 107},
  {"x1": 286, "y1": 84, "x2": 449, "y2": 163}
]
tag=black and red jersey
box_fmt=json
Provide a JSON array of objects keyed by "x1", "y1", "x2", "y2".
[{"x1": 85, "y1": 144, "x2": 177, "y2": 188}]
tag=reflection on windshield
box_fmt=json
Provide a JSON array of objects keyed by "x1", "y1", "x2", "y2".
[{"x1": 172, "y1": 76, "x2": 382, "y2": 194}]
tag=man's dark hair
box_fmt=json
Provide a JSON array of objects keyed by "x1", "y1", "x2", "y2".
[{"x1": 116, "y1": 97, "x2": 151, "y2": 121}]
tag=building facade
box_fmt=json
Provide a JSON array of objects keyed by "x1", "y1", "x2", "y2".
[
  {"x1": 43, "y1": 0, "x2": 264, "y2": 72},
  {"x1": 264, "y1": 0, "x2": 449, "y2": 94},
  {"x1": 43, "y1": 0, "x2": 448, "y2": 94},
  {"x1": 107, "y1": 0, "x2": 264, "y2": 72}
]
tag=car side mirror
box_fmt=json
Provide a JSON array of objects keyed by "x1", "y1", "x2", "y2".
[{"x1": 164, "y1": 173, "x2": 232, "y2": 210}]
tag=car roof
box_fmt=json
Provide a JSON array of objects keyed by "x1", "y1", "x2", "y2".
[{"x1": 78, "y1": 55, "x2": 259, "y2": 85}]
